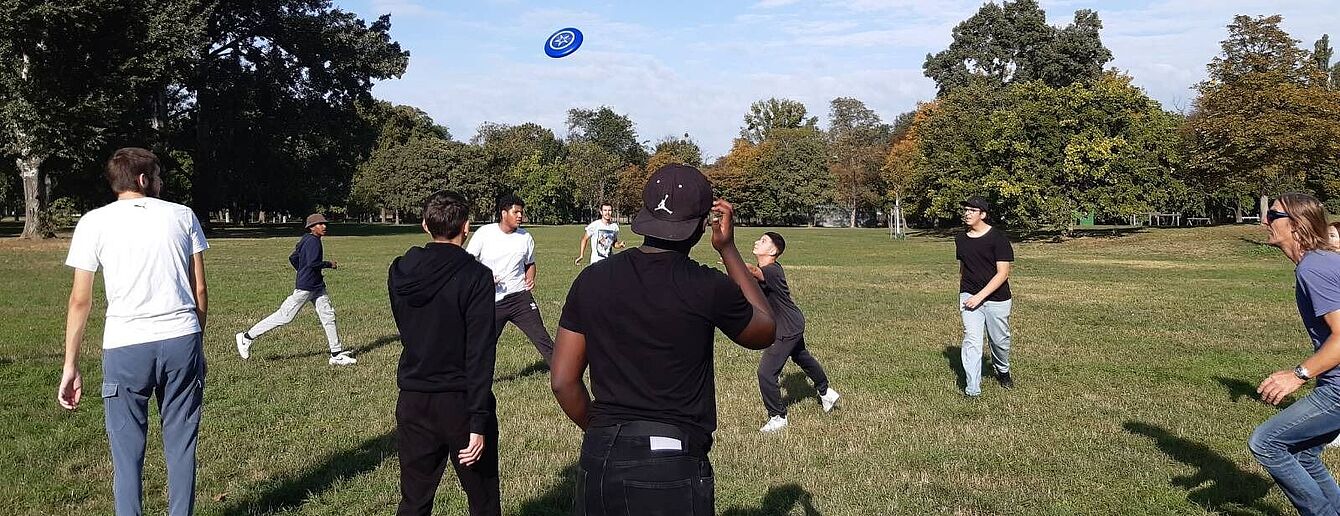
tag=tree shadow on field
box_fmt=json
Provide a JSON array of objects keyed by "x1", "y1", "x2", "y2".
[
  {"x1": 515, "y1": 463, "x2": 578, "y2": 516},
  {"x1": 1123, "y1": 421, "x2": 1280, "y2": 516},
  {"x1": 497, "y1": 360, "x2": 549, "y2": 382},
  {"x1": 220, "y1": 430, "x2": 396, "y2": 515},
  {"x1": 264, "y1": 334, "x2": 400, "y2": 361},
  {"x1": 721, "y1": 484, "x2": 823, "y2": 515},
  {"x1": 781, "y1": 372, "x2": 820, "y2": 409},
  {"x1": 206, "y1": 223, "x2": 424, "y2": 239}
]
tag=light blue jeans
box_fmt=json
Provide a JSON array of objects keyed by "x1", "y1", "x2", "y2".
[
  {"x1": 1249, "y1": 383, "x2": 1340, "y2": 515},
  {"x1": 959, "y1": 292, "x2": 1012, "y2": 396},
  {"x1": 102, "y1": 332, "x2": 205, "y2": 516}
]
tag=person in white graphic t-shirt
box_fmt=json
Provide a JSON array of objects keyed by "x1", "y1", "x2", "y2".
[
  {"x1": 575, "y1": 203, "x2": 624, "y2": 266},
  {"x1": 467, "y1": 194, "x2": 554, "y2": 365}
]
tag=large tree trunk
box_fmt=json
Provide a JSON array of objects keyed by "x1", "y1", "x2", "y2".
[
  {"x1": 849, "y1": 206, "x2": 856, "y2": 228},
  {"x1": 1259, "y1": 193, "x2": 1269, "y2": 222},
  {"x1": 1234, "y1": 198, "x2": 1243, "y2": 224},
  {"x1": 18, "y1": 153, "x2": 51, "y2": 239}
]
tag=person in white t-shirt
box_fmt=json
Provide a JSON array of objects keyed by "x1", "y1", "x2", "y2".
[
  {"x1": 467, "y1": 194, "x2": 554, "y2": 365},
  {"x1": 59, "y1": 148, "x2": 209, "y2": 516},
  {"x1": 575, "y1": 203, "x2": 624, "y2": 266}
]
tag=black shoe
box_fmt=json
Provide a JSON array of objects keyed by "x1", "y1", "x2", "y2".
[{"x1": 996, "y1": 370, "x2": 1014, "y2": 389}]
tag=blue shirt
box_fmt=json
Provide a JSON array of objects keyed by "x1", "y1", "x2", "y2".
[
  {"x1": 1295, "y1": 250, "x2": 1340, "y2": 385},
  {"x1": 290, "y1": 233, "x2": 332, "y2": 291}
]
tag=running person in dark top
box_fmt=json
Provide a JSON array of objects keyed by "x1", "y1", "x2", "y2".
[
  {"x1": 955, "y1": 196, "x2": 1015, "y2": 397},
  {"x1": 748, "y1": 232, "x2": 839, "y2": 433},
  {"x1": 388, "y1": 191, "x2": 499, "y2": 516},
  {"x1": 550, "y1": 164, "x2": 775, "y2": 515}
]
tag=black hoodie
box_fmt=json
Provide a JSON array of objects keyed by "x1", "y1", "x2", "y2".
[{"x1": 388, "y1": 242, "x2": 497, "y2": 434}]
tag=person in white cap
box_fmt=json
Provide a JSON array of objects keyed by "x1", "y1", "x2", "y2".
[{"x1": 235, "y1": 213, "x2": 355, "y2": 365}]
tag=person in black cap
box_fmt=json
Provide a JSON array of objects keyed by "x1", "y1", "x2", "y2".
[
  {"x1": 550, "y1": 164, "x2": 776, "y2": 515},
  {"x1": 955, "y1": 196, "x2": 1014, "y2": 396},
  {"x1": 389, "y1": 191, "x2": 500, "y2": 516},
  {"x1": 235, "y1": 213, "x2": 356, "y2": 365}
]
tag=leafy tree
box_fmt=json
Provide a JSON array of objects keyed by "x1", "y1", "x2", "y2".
[
  {"x1": 827, "y1": 97, "x2": 889, "y2": 227},
  {"x1": 513, "y1": 153, "x2": 574, "y2": 225},
  {"x1": 739, "y1": 98, "x2": 818, "y2": 145},
  {"x1": 1184, "y1": 15, "x2": 1340, "y2": 220},
  {"x1": 917, "y1": 73, "x2": 1187, "y2": 231},
  {"x1": 923, "y1": 0, "x2": 1112, "y2": 95},
  {"x1": 882, "y1": 103, "x2": 934, "y2": 238},
  {"x1": 350, "y1": 138, "x2": 487, "y2": 222},
  {"x1": 564, "y1": 140, "x2": 621, "y2": 217},
  {"x1": 566, "y1": 106, "x2": 647, "y2": 167},
  {"x1": 0, "y1": 1, "x2": 151, "y2": 237}
]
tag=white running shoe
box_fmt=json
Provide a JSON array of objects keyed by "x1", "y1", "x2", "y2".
[
  {"x1": 759, "y1": 415, "x2": 788, "y2": 433},
  {"x1": 820, "y1": 388, "x2": 841, "y2": 412},
  {"x1": 235, "y1": 332, "x2": 253, "y2": 360},
  {"x1": 329, "y1": 351, "x2": 357, "y2": 366}
]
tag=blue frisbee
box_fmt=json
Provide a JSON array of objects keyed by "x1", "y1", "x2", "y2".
[{"x1": 545, "y1": 27, "x2": 583, "y2": 58}]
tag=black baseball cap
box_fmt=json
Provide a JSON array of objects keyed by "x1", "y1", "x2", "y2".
[
  {"x1": 961, "y1": 196, "x2": 990, "y2": 212},
  {"x1": 631, "y1": 164, "x2": 713, "y2": 241}
]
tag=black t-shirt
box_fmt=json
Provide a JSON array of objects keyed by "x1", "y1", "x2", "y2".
[
  {"x1": 559, "y1": 248, "x2": 753, "y2": 444},
  {"x1": 760, "y1": 262, "x2": 805, "y2": 339},
  {"x1": 955, "y1": 227, "x2": 1014, "y2": 301}
]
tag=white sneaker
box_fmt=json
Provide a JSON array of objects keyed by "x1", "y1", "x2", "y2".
[
  {"x1": 759, "y1": 415, "x2": 788, "y2": 433},
  {"x1": 1328, "y1": 435, "x2": 1340, "y2": 449},
  {"x1": 235, "y1": 332, "x2": 252, "y2": 360},
  {"x1": 820, "y1": 388, "x2": 841, "y2": 412},
  {"x1": 329, "y1": 351, "x2": 357, "y2": 366}
]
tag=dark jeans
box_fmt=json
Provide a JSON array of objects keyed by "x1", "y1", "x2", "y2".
[
  {"x1": 396, "y1": 391, "x2": 500, "y2": 516},
  {"x1": 495, "y1": 290, "x2": 554, "y2": 364},
  {"x1": 575, "y1": 421, "x2": 714, "y2": 516},
  {"x1": 758, "y1": 334, "x2": 829, "y2": 418}
]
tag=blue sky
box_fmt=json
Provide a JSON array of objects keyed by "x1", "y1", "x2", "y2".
[{"x1": 334, "y1": 0, "x2": 1339, "y2": 159}]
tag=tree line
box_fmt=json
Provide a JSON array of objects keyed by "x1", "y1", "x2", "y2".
[{"x1": 3, "y1": 0, "x2": 1339, "y2": 238}]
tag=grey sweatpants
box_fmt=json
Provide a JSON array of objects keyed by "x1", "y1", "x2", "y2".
[
  {"x1": 102, "y1": 332, "x2": 205, "y2": 516},
  {"x1": 247, "y1": 288, "x2": 342, "y2": 353}
]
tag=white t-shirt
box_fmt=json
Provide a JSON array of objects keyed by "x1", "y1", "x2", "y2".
[
  {"x1": 466, "y1": 223, "x2": 535, "y2": 301},
  {"x1": 584, "y1": 220, "x2": 619, "y2": 264},
  {"x1": 65, "y1": 197, "x2": 209, "y2": 349}
]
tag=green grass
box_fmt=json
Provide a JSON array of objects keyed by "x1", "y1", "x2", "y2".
[{"x1": 0, "y1": 223, "x2": 1321, "y2": 514}]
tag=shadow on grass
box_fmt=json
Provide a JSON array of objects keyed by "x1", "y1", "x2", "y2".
[
  {"x1": 721, "y1": 483, "x2": 822, "y2": 515},
  {"x1": 1215, "y1": 376, "x2": 1261, "y2": 403},
  {"x1": 515, "y1": 462, "x2": 577, "y2": 516},
  {"x1": 1123, "y1": 421, "x2": 1279, "y2": 516},
  {"x1": 913, "y1": 225, "x2": 1147, "y2": 243},
  {"x1": 497, "y1": 360, "x2": 549, "y2": 382},
  {"x1": 263, "y1": 334, "x2": 400, "y2": 361},
  {"x1": 781, "y1": 372, "x2": 820, "y2": 410},
  {"x1": 942, "y1": 346, "x2": 966, "y2": 390},
  {"x1": 205, "y1": 223, "x2": 424, "y2": 239},
  {"x1": 220, "y1": 430, "x2": 396, "y2": 515}
]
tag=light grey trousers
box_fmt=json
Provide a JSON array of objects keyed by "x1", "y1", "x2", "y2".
[{"x1": 247, "y1": 288, "x2": 342, "y2": 352}]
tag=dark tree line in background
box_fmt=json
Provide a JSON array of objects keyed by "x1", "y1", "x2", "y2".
[{"x1": 2, "y1": 0, "x2": 1339, "y2": 238}]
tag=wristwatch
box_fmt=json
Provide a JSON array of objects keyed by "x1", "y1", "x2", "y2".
[{"x1": 1294, "y1": 365, "x2": 1313, "y2": 381}]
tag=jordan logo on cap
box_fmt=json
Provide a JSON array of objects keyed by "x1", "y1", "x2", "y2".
[{"x1": 655, "y1": 194, "x2": 673, "y2": 214}]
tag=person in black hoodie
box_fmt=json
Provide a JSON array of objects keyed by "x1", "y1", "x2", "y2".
[{"x1": 388, "y1": 191, "x2": 500, "y2": 516}]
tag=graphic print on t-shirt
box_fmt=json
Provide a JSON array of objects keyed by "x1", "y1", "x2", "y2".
[{"x1": 595, "y1": 229, "x2": 616, "y2": 259}]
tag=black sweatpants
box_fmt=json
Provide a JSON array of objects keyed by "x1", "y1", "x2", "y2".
[
  {"x1": 495, "y1": 290, "x2": 555, "y2": 364},
  {"x1": 396, "y1": 391, "x2": 500, "y2": 516},
  {"x1": 576, "y1": 421, "x2": 713, "y2": 515},
  {"x1": 758, "y1": 334, "x2": 830, "y2": 418}
]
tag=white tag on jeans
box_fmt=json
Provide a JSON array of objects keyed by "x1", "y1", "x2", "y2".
[{"x1": 649, "y1": 436, "x2": 682, "y2": 451}]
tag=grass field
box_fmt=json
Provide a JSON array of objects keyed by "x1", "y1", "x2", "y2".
[{"x1": 0, "y1": 222, "x2": 1323, "y2": 515}]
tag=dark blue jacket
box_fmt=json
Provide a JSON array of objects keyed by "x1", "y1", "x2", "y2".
[{"x1": 289, "y1": 233, "x2": 332, "y2": 291}]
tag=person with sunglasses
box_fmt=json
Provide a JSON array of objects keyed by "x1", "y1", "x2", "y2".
[
  {"x1": 955, "y1": 196, "x2": 1016, "y2": 397},
  {"x1": 1251, "y1": 193, "x2": 1340, "y2": 514}
]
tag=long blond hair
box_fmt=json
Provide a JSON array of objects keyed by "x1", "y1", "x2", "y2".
[{"x1": 1278, "y1": 192, "x2": 1334, "y2": 252}]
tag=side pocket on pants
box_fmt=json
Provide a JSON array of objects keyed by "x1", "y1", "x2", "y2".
[
  {"x1": 102, "y1": 383, "x2": 122, "y2": 431},
  {"x1": 623, "y1": 478, "x2": 695, "y2": 516}
]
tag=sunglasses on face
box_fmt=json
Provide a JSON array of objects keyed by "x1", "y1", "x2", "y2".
[{"x1": 1267, "y1": 209, "x2": 1290, "y2": 224}]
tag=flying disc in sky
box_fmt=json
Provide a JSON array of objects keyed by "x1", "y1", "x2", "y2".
[{"x1": 545, "y1": 27, "x2": 583, "y2": 58}]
